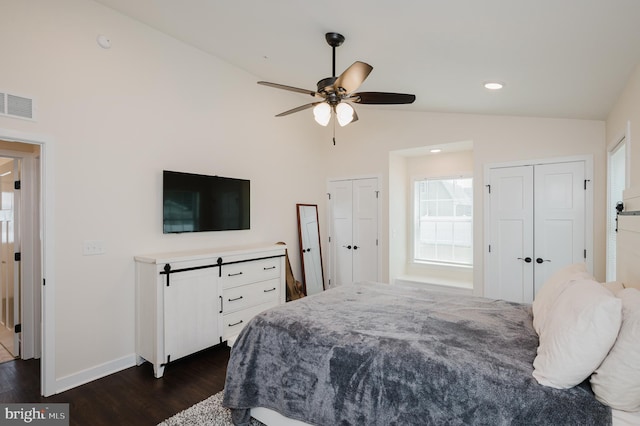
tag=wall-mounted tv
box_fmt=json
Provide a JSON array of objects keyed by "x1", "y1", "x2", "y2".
[{"x1": 163, "y1": 170, "x2": 250, "y2": 233}]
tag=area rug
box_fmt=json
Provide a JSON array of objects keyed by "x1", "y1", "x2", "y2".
[{"x1": 158, "y1": 390, "x2": 264, "y2": 426}]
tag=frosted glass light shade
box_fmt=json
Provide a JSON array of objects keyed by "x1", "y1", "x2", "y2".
[
  {"x1": 313, "y1": 103, "x2": 331, "y2": 126},
  {"x1": 336, "y1": 103, "x2": 354, "y2": 127}
]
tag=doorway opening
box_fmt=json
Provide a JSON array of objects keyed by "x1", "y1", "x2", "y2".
[
  {"x1": 0, "y1": 127, "x2": 51, "y2": 397},
  {"x1": 606, "y1": 136, "x2": 628, "y2": 281},
  {"x1": 0, "y1": 143, "x2": 41, "y2": 366}
]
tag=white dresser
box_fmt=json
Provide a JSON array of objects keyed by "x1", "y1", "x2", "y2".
[{"x1": 134, "y1": 243, "x2": 286, "y2": 378}]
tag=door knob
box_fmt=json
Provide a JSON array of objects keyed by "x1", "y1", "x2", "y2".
[
  {"x1": 517, "y1": 257, "x2": 532, "y2": 263},
  {"x1": 353, "y1": 245, "x2": 359, "y2": 250},
  {"x1": 342, "y1": 245, "x2": 352, "y2": 249},
  {"x1": 536, "y1": 258, "x2": 551, "y2": 264}
]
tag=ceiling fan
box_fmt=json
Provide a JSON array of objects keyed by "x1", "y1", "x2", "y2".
[{"x1": 258, "y1": 32, "x2": 416, "y2": 130}]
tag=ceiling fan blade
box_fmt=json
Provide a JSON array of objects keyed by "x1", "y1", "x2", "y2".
[
  {"x1": 258, "y1": 81, "x2": 318, "y2": 97},
  {"x1": 275, "y1": 102, "x2": 322, "y2": 117},
  {"x1": 333, "y1": 61, "x2": 373, "y2": 94},
  {"x1": 351, "y1": 92, "x2": 416, "y2": 105}
]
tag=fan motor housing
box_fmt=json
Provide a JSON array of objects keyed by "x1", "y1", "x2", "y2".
[{"x1": 317, "y1": 77, "x2": 337, "y2": 94}]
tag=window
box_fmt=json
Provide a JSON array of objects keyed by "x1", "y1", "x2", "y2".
[{"x1": 414, "y1": 177, "x2": 473, "y2": 265}]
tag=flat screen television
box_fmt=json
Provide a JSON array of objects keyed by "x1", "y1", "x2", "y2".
[{"x1": 163, "y1": 170, "x2": 250, "y2": 233}]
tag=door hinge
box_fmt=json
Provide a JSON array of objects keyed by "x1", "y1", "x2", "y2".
[
  {"x1": 327, "y1": 192, "x2": 331, "y2": 200},
  {"x1": 584, "y1": 249, "x2": 587, "y2": 259},
  {"x1": 376, "y1": 239, "x2": 379, "y2": 246},
  {"x1": 486, "y1": 184, "x2": 491, "y2": 194},
  {"x1": 14, "y1": 180, "x2": 20, "y2": 190},
  {"x1": 14, "y1": 252, "x2": 21, "y2": 261},
  {"x1": 14, "y1": 323, "x2": 21, "y2": 333},
  {"x1": 584, "y1": 179, "x2": 590, "y2": 190},
  {"x1": 375, "y1": 191, "x2": 379, "y2": 198},
  {"x1": 328, "y1": 236, "x2": 331, "y2": 243},
  {"x1": 488, "y1": 244, "x2": 491, "y2": 253},
  {"x1": 43, "y1": 278, "x2": 46, "y2": 286}
]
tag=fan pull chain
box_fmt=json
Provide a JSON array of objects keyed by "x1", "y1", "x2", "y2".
[{"x1": 332, "y1": 112, "x2": 336, "y2": 145}]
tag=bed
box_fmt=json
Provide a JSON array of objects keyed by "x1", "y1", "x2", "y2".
[{"x1": 223, "y1": 198, "x2": 640, "y2": 426}]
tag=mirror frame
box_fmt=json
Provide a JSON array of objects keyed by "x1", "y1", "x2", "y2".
[{"x1": 296, "y1": 203, "x2": 325, "y2": 295}]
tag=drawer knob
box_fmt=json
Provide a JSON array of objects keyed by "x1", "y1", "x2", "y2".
[
  {"x1": 264, "y1": 287, "x2": 276, "y2": 293},
  {"x1": 228, "y1": 295, "x2": 244, "y2": 302},
  {"x1": 228, "y1": 320, "x2": 244, "y2": 328},
  {"x1": 228, "y1": 271, "x2": 243, "y2": 277}
]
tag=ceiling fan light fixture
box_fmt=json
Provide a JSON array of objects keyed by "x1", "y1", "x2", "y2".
[
  {"x1": 313, "y1": 103, "x2": 331, "y2": 126},
  {"x1": 336, "y1": 102, "x2": 354, "y2": 127}
]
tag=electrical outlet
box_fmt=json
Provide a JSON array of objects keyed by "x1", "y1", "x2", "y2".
[{"x1": 83, "y1": 240, "x2": 106, "y2": 256}]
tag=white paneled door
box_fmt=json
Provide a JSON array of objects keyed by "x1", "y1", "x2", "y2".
[
  {"x1": 329, "y1": 178, "x2": 379, "y2": 287},
  {"x1": 486, "y1": 161, "x2": 587, "y2": 303}
]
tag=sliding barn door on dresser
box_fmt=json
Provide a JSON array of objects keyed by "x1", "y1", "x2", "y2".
[
  {"x1": 163, "y1": 264, "x2": 221, "y2": 364},
  {"x1": 135, "y1": 244, "x2": 286, "y2": 378}
]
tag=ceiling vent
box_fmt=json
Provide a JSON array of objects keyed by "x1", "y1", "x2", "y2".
[{"x1": 0, "y1": 92, "x2": 35, "y2": 121}]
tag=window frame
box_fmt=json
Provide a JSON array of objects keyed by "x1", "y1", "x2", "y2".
[{"x1": 411, "y1": 174, "x2": 473, "y2": 267}]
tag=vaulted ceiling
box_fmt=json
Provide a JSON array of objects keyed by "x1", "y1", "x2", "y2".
[{"x1": 93, "y1": 0, "x2": 640, "y2": 120}]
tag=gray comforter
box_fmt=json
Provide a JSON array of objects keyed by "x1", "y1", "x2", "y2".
[{"x1": 223, "y1": 282, "x2": 610, "y2": 425}]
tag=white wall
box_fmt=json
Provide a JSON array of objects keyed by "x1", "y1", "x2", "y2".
[{"x1": 1, "y1": 0, "x2": 328, "y2": 386}]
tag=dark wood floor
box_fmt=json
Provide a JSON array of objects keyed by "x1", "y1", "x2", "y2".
[{"x1": 0, "y1": 344, "x2": 231, "y2": 426}]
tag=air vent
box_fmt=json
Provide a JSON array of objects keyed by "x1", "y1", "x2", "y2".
[{"x1": 0, "y1": 92, "x2": 35, "y2": 121}]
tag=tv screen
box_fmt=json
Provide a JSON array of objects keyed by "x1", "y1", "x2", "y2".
[{"x1": 163, "y1": 170, "x2": 250, "y2": 233}]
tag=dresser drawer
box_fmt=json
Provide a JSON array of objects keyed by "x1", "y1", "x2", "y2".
[
  {"x1": 223, "y1": 301, "x2": 278, "y2": 340},
  {"x1": 222, "y1": 278, "x2": 280, "y2": 314},
  {"x1": 220, "y1": 257, "x2": 281, "y2": 288}
]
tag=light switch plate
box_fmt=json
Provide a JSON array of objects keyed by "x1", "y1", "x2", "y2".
[{"x1": 83, "y1": 240, "x2": 106, "y2": 256}]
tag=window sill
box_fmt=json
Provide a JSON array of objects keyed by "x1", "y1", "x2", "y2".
[
  {"x1": 412, "y1": 260, "x2": 473, "y2": 270},
  {"x1": 394, "y1": 275, "x2": 473, "y2": 295}
]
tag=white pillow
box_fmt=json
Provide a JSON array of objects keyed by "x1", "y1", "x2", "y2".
[
  {"x1": 532, "y1": 263, "x2": 592, "y2": 335},
  {"x1": 532, "y1": 279, "x2": 622, "y2": 389},
  {"x1": 591, "y1": 288, "x2": 640, "y2": 411}
]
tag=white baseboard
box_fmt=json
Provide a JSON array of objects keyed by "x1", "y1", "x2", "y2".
[{"x1": 55, "y1": 353, "x2": 137, "y2": 394}]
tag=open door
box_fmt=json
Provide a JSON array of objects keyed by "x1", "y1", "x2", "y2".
[{"x1": 0, "y1": 158, "x2": 18, "y2": 358}]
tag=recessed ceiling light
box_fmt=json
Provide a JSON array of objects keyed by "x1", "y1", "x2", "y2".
[
  {"x1": 430, "y1": 148, "x2": 442, "y2": 153},
  {"x1": 484, "y1": 82, "x2": 504, "y2": 90}
]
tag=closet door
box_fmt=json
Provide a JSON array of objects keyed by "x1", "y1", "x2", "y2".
[
  {"x1": 486, "y1": 166, "x2": 534, "y2": 303},
  {"x1": 486, "y1": 161, "x2": 587, "y2": 303},
  {"x1": 328, "y1": 178, "x2": 378, "y2": 286},
  {"x1": 352, "y1": 178, "x2": 379, "y2": 283},
  {"x1": 533, "y1": 161, "x2": 585, "y2": 295},
  {"x1": 329, "y1": 180, "x2": 354, "y2": 286}
]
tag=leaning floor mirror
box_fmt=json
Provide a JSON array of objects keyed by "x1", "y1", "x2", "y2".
[{"x1": 296, "y1": 204, "x2": 325, "y2": 295}]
